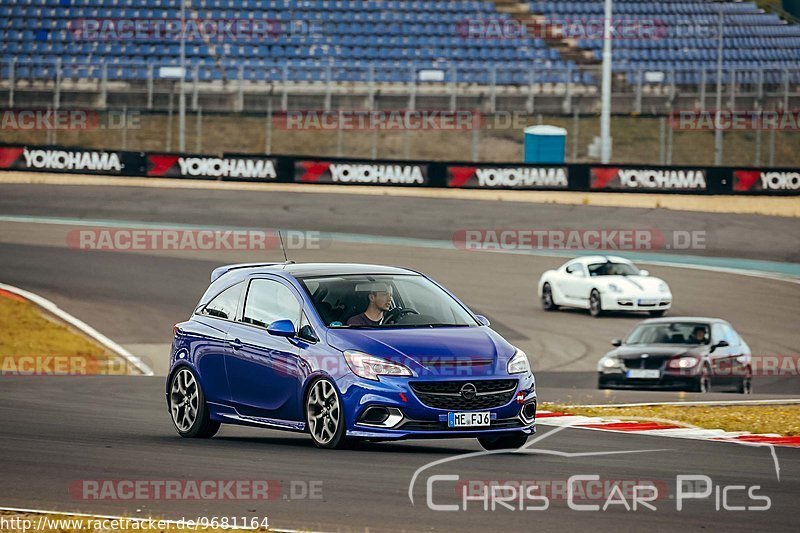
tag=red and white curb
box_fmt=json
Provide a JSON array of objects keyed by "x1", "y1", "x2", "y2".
[{"x1": 537, "y1": 410, "x2": 800, "y2": 448}]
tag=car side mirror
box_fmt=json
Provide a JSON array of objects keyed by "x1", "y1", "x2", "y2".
[
  {"x1": 711, "y1": 339, "x2": 729, "y2": 352},
  {"x1": 612, "y1": 338, "x2": 622, "y2": 347},
  {"x1": 267, "y1": 319, "x2": 296, "y2": 338},
  {"x1": 475, "y1": 315, "x2": 491, "y2": 327},
  {"x1": 639, "y1": 270, "x2": 649, "y2": 276}
]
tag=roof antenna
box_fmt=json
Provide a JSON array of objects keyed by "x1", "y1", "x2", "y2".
[{"x1": 277, "y1": 230, "x2": 290, "y2": 263}]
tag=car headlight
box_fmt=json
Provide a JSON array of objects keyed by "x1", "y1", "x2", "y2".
[
  {"x1": 343, "y1": 350, "x2": 412, "y2": 381},
  {"x1": 667, "y1": 357, "x2": 699, "y2": 369},
  {"x1": 507, "y1": 348, "x2": 531, "y2": 374},
  {"x1": 658, "y1": 282, "x2": 669, "y2": 292},
  {"x1": 608, "y1": 283, "x2": 623, "y2": 293},
  {"x1": 598, "y1": 356, "x2": 622, "y2": 371}
]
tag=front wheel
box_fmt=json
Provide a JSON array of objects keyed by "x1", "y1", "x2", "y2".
[
  {"x1": 649, "y1": 310, "x2": 667, "y2": 317},
  {"x1": 693, "y1": 365, "x2": 711, "y2": 393},
  {"x1": 541, "y1": 283, "x2": 558, "y2": 311},
  {"x1": 738, "y1": 368, "x2": 753, "y2": 394},
  {"x1": 169, "y1": 367, "x2": 220, "y2": 438},
  {"x1": 306, "y1": 378, "x2": 348, "y2": 449},
  {"x1": 478, "y1": 433, "x2": 529, "y2": 451},
  {"x1": 589, "y1": 289, "x2": 603, "y2": 317}
]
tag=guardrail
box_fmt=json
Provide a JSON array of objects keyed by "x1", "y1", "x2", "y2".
[{"x1": 0, "y1": 143, "x2": 797, "y2": 195}]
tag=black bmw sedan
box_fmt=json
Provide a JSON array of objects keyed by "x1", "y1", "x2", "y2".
[{"x1": 597, "y1": 317, "x2": 752, "y2": 393}]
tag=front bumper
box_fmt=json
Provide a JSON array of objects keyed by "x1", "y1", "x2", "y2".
[
  {"x1": 338, "y1": 372, "x2": 537, "y2": 440},
  {"x1": 597, "y1": 370, "x2": 698, "y2": 390},
  {"x1": 600, "y1": 294, "x2": 672, "y2": 312}
]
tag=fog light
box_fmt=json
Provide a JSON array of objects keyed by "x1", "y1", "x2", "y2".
[
  {"x1": 520, "y1": 401, "x2": 537, "y2": 423},
  {"x1": 358, "y1": 406, "x2": 404, "y2": 428}
]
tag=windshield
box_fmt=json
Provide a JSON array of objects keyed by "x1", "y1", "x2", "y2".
[
  {"x1": 299, "y1": 274, "x2": 479, "y2": 328},
  {"x1": 625, "y1": 322, "x2": 711, "y2": 345},
  {"x1": 588, "y1": 262, "x2": 639, "y2": 277}
]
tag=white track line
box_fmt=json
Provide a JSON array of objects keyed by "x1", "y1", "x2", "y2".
[
  {"x1": 0, "y1": 506, "x2": 306, "y2": 532},
  {"x1": 0, "y1": 283, "x2": 153, "y2": 376}
]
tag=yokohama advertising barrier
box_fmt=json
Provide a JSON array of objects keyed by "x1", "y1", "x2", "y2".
[
  {"x1": 447, "y1": 164, "x2": 570, "y2": 189},
  {"x1": 1, "y1": 143, "x2": 798, "y2": 195},
  {"x1": 146, "y1": 153, "x2": 280, "y2": 181},
  {"x1": 0, "y1": 145, "x2": 142, "y2": 175},
  {"x1": 294, "y1": 158, "x2": 430, "y2": 186}
]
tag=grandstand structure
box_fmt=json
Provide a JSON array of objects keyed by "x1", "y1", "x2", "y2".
[{"x1": 2, "y1": 0, "x2": 799, "y2": 115}]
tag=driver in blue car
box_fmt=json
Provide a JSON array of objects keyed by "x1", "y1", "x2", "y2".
[{"x1": 347, "y1": 283, "x2": 393, "y2": 326}]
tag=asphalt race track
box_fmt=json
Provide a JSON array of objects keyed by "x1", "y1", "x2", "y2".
[
  {"x1": 1, "y1": 376, "x2": 798, "y2": 532},
  {"x1": 0, "y1": 181, "x2": 799, "y2": 531}
]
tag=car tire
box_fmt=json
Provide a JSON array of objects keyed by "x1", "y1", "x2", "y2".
[
  {"x1": 649, "y1": 310, "x2": 666, "y2": 317},
  {"x1": 693, "y1": 365, "x2": 711, "y2": 393},
  {"x1": 478, "y1": 433, "x2": 529, "y2": 451},
  {"x1": 541, "y1": 283, "x2": 558, "y2": 311},
  {"x1": 738, "y1": 368, "x2": 753, "y2": 394},
  {"x1": 169, "y1": 367, "x2": 220, "y2": 439},
  {"x1": 589, "y1": 289, "x2": 603, "y2": 317},
  {"x1": 305, "y1": 378, "x2": 348, "y2": 449}
]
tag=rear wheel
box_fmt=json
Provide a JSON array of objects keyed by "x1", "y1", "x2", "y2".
[
  {"x1": 541, "y1": 283, "x2": 557, "y2": 311},
  {"x1": 169, "y1": 367, "x2": 220, "y2": 438},
  {"x1": 589, "y1": 289, "x2": 603, "y2": 317},
  {"x1": 478, "y1": 433, "x2": 529, "y2": 451},
  {"x1": 306, "y1": 378, "x2": 348, "y2": 449}
]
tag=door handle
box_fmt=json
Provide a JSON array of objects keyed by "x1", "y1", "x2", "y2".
[{"x1": 227, "y1": 338, "x2": 243, "y2": 351}]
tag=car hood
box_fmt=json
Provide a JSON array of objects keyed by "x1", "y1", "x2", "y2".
[
  {"x1": 608, "y1": 344, "x2": 709, "y2": 360},
  {"x1": 326, "y1": 326, "x2": 516, "y2": 377},
  {"x1": 598, "y1": 275, "x2": 666, "y2": 293}
]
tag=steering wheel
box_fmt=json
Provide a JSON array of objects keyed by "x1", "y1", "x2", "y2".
[{"x1": 383, "y1": 307, "x2": 420, "y2": 324}]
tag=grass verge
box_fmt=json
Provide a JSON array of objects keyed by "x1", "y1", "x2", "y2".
[
  {"x1": 542, "y1": 403, "x2": 800, "y2": 436},
  {"x1": 0, "y1": 291, "x2": 137, "y2": 375}
]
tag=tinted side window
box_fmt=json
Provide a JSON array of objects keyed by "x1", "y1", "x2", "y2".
[
  {"x1": 201, "y1": 282, "x2": 243, "y2": 320},
  {"x1": 242, "y1": 279, "x2": 301, "y2": 329}
]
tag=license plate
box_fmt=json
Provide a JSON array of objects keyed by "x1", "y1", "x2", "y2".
[
  {"x1": 448, "y1": 411, "x2": 490, "y2": 428},
  {"x1": 638, "y1": 299, "x2": 657, "y2": 305},
  {"x1": 627, "y1": 369, "x2": 660, "y2": 379}
]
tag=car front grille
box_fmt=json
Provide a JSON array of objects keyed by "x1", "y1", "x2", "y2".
[
  {"x1": 409, "y1": 379, "x2": 518, "y2": 410},
  {"x1": 623, "y1": 357, "x2": 668, "y2": 370}
]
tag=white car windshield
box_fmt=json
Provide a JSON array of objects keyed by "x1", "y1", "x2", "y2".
[
  {"x1": 588, "y1": 262, "x2": 639, "y2": 277},
  {"x1": 299, "y1": 274, "x2": 479, "y2": 328}
]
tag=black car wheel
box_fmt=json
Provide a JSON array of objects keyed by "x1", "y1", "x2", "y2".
[
  {"x1": 649, "y1": 310, "x2": 666, "y2": 317},
  {"x1": 541, "y1": 283, "x2": 557, "y2": 311},
  {"x1": 738, "y1": 368, "x2": 753, "y2": 394},
  {"x1": 589, "y1": 289, "x2": 603, "y2": 317},
  {"x1": 693, "y1": 365, "x2": 711, "y2": 393}
]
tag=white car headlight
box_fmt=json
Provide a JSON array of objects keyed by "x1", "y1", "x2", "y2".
[
  {"x1": 608, "y1": 283, "x2": 623, "y2": 293},
  {"x1": 344, "y1": 350, "x2": 412, "y2": 381},
  {"x1": 598, "y1": 356, "x2": 622, "y2": 371},
  {"x1": 658, "y1": 282, "x2": 669, "y2": 292},
  {"x1": 507, "y1": 348, "x2": 531, "y2": 374}
]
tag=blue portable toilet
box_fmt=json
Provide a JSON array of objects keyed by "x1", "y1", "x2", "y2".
[{"x1": 523, "y1": 125, "x2": 567, "y2": 164}]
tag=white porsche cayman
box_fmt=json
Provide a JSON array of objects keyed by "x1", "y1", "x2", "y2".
[{"x1": 537, "y1": 256, "x2": 672, "y2": 317}]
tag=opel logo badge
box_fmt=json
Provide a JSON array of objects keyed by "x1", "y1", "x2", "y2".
[{"x1": 460, "y1": 383, "x2": 477, "y2": 400}]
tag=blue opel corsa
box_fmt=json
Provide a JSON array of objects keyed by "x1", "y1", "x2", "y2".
[{"x1": 167, "y1": 263, "x2": 536, "y2": 449}]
